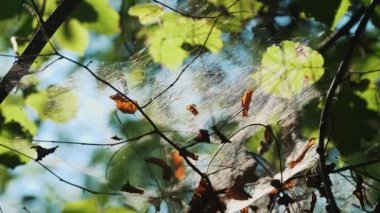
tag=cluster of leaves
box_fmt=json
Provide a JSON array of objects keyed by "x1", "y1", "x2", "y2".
[{"x1": 0, "y1": 0, "x2": 379, "y2": 212}]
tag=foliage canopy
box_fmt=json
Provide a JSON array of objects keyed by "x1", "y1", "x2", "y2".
[{"x1": 0, "y1": 0, "x2": 379, "y2": 212}]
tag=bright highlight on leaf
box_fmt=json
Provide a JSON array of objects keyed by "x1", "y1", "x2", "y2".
[
  {"x1": 131, "y1": 6, "x2": 223, "y2": 70},
  {"x1": 251, "y1": 41, "x2": 324, "y2": 98},
  {"x1": 128, "y1": 4, "x2": 163, "y2": 25},
  {"x1": 241, "y1": 90, "x2": 253, "y2": 117},
  {"x1": 109, "y1": 93, "x2": 138, "y2": 114}
]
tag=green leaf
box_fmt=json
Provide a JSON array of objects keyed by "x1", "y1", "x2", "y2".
[
  {"x1": 128, "y1": 4, "x2": 164, "y2": 25},
  {"x1": 298, "y1": 0, "x2": 343, "y2": 28},
  {"x1": 78, "y1": 0, "x2": 120, "y2": 34},
  {"x1": 0, "y1": 0, "x2": 23, "y2": 20},
  {"x1": 141, "y1": 13, "x2": 223, "y2": 70},
  {"x1": 1, "y1": 105, "x2": 37, "y2": 135},
  {"x1": 26, "y1": 87, "x2": 78, "y2": 122},
  {"x1": 71, "y1": 1, "x2": 98, "y2": 23},
  {"x1": 331, "y1": 85, "x2": 380, "y2": 156},
  {"x1": 105, "y1": 208, "x2": 135, "y2": 213},
  {"x1": 251, "y1": 40, "x2": 324, "y2": 98},
  {"x1": 331, "y1": 0, "x2": 350, "y2": 30},
  {"x1": 0, "y1": 152, "x2": 24, "y2": 169},
  {"x1": 63, "y1": 198, "x2": 98, "y2": 213},
  {"x1": 55, "y1": 19, "x2": 89, "y2": 55}
]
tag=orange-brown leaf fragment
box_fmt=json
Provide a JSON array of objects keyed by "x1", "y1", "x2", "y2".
[
  {"x1": 288, "y1": 138, "x2": 316, "y2": 169},
  {"x1": 145, "y1": 157, "x2": 173, "y2": 181},
  {"x1": 187, "y1": 104, "x2": 199, "y2": 116},
  {"x1": 171, "y1": 151, "x2": 185, "y2": 181},
  {"x1": 110, "y1": 93, "x2": 138, "y2": 114},
  {"x1": 121, "y1": 181, "x2": 144, "y2": 194},
  {"x1": 241, "y1": 90, "x2": 253, "y2": 117}
]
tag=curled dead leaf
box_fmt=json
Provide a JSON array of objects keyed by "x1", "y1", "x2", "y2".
[
  {"x1": 187, "y1": 104, "x2": 199, "y2": 116},
  {"x1": 110, "y1": 93, "x2": 138, "y2": 114},
  {"x1": 194, "y1": 129, "x2": 210, "y2": 143}
]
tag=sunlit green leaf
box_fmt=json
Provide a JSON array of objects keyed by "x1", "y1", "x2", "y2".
[
  {"x1": 251, "y1": 40, "x2": 324, "y2": 98},
  {"x1": 128, "y1": 4, "x2": 164, "y2": 25},
  {"x1": 141, "y1": 12, "x2": 223, "y2": 69},
  {"x1": 1, "y1": 104, "x2": 37, "y2": 134},
  {"x1": 26, "y1": 87, "x2": 78, "y2": 122},
  {"x1": 55, "y1": 19, "x2": 89, "y2": 55},
  {"x1": 78, "y1": 0, "x2": 120, "y2": 34},
  {"x1": 331, "y1": 0, "x2": 350, "y2": 30},
  {"x1": 63, "y1": 198, "x2": 98, "y2": 213},
  {"x1": 105, "y1": 207, "x2": 135, "y2": 213}
]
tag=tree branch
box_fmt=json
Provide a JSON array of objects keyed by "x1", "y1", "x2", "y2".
[
  {"x1": 0, "y1": 0, "x2": 82, "y2": 104},
  {"x1": 317, "y1": 5, "x2": 366, "y2": 54},
  {"x1": 317, "y1": 0, "x2": 379, "y2": 212}
]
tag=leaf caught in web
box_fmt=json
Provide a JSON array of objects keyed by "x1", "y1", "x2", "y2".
[
  {"x1": 110, "y1": 135, "x2": 122, "y2": 141},
  {"x1": 188, "y1": 178, "x2": 226, "y2": 213},
  {"x1": 120, "y1": 181, "x2": 144, "y2": 194},
  {"x1": 194, "y1": 129, "x2": 210, "y2": 143},
  {"x1": 109, "y1": 93, "x2": 138, "y2": 114},
  {"x1": 287, "y1": 138, "x2": 316, "y2": 168},
  {"x1": 187, "y1": 104, "x2": 199, "y2": 116},
  {"x1": 241, "y1": 90, "x2": 253, "y2": 117},
  {"x1": 171, "y1": 151, "x2": 185, "y2": 181},
  {"x1": 226, "y1": 165, "x2": 257, "y2": 200},
  {"x1": 251, "y1": 40, "x2": 324, "y2": 98},
  {"x1": 31, "y1": 145, "x2": 58, "y2": 161},
  {"x1": 145, "y1": 157, "x2": 173, "y2": 181},
  {"x1": 211, "y1": 126, "x2": 231, "y2": 144}
]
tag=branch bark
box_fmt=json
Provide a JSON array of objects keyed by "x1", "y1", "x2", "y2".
[
  {"x1": 317, "y1": 0, "x2": 379, "y2": 212},
  {"x1": 0, "y1": 0, "x2": 82, "y2": 104},
  {"x1": 317, "y1": 5, "x2": 366, "y2": 54}
]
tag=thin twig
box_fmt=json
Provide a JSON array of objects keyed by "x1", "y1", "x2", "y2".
[
  {"x1": 32, "y1": 130, "x2": 155, "y2": 146},
  {"x1": 332, "y1": 158, "x2": 380, "y2": 174},
  {"x1": 317, "y1": 1, "x2": 379, "y2": 211},
  {"x1": 0, "y1": 143, "x2": 120, "y2": 196},
  {"x1": 0, "y1": 0, "x2": 81, "y2": 104},
  {"x1": 141, "y1": 18, "x2": 219, "y2": 108},
  {"x1": 317, "y1": 5, "x2": 366, "y2": 54},
  {"x1": 229, "y1": 123, "x2": 283, "y2": 182}
]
